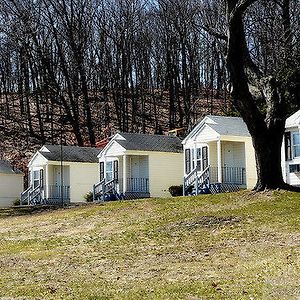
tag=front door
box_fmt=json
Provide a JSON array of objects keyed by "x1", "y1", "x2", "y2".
[{"x1": 223, "y1": 144, "x2": 234, "y2": 167}]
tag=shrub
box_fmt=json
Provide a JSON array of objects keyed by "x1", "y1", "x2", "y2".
[
  {"x1": 168, "y1": 185, "x2": 183, "y2": 197},
  {"x1": 13, "y1": 198, "x2": 21, "y2": 206},
  {"x1": 84, "y1": 191, "x2": 93, "y2": 202}
]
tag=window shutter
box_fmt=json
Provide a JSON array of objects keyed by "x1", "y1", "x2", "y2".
[
  {"x1": 202, "y1": 146, "x2": 208, "y2": 169},
  {"x1": 285, "y1": 132, "x2": 292, "y2": 160},
  {"x1": 113, "y1": 160, "x2": 118, "y2": 182},
  {"x1": 100, "y1": 162, "x2": 104, "y2": 181},
  {"x1": 185, "y1": 149, "x2": 191, "y2": 174},
  {"x1": 39, "y1": 169, "x2": 44, "y2": 188},
  {"x1": 28, "y1": 171, "x2": 31, "y2": 186}
]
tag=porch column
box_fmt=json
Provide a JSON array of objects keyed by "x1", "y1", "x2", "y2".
[
  {"x1": 123, "y1": 155, "x2": 127, "y2": 193},
  {"x1": 217, "y1": 139, "x2": 222, "y2": 183},
  {"x1": 45, "y1": 164, "x2": 49, "y2": 200}
]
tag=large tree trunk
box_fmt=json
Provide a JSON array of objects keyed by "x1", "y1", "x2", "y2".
[
  {"x1": 225, "y1": 0, "x2": 298, "y2": 191},
  {"x1": 251, "y1": 123, "x2": 286, "y2": 190}
]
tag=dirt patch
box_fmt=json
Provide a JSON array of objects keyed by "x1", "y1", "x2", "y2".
[{"x1": 172, "y1": 215, "x2": 241, "y2": 230}]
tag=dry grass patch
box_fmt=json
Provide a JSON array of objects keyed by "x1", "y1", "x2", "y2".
[{"x1": 0, "y1": 191, "x2": 300, "y2": 299}]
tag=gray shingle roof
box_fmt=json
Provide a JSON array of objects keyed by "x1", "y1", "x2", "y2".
[
  {"x1": 40, "y1": 145, "x2": 100, "y2": 163},
  {"x1": 0, "y1": 160, "x2": 23, "y2": 174},
  {"x1": 116, "y1": 133, "x2": 183, "y2": 153},
  {"x1": 207, "y1": 115, "x2": 250, "y2": 137}
]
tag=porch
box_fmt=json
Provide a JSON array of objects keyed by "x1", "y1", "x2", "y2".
[
  {"x1": 20, "y1": 165, "x2": 71, "y2": 205},
  {"x1": 183, "y1": 140, "x2": 247, "y2": 195},
  {"x1": 93, "y1": 154, "x2": 150, "y2": 201}
]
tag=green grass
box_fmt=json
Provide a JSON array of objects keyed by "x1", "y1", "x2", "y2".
[{"x1": 0, "y1": 190, "x2": 300, "y2": 299}]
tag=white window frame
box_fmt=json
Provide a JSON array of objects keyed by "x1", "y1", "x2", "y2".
[{"x1": 292, "y1": 132, "x2": 300, "y2": 158}]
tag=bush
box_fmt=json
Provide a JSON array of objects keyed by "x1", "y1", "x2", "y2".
[
  {"x1": 13, "y1": 198, "x2": 21, "y2": 206},
  {"x1": 84, "y1": 191, "x2": 93, "y2": 202},
  {"x1": 168, "y1": 185, "x2": 183, "y2": 197}
]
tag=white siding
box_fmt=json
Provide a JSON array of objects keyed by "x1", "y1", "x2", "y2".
[
  {"x1": 148, "y1": 152, "x2": 183, "y2": 197},
  {"x1": 244, "y1": 138, "x2": 257, "y2": 188},
  {"x1": 29, "y1": 152, "x2": 48, "y2": 168},
  {"x1": 0, "y1": 174, "x2": 24, "y2": 207},
  {"x1": 190, "y1": 125, "x2": 219, "y2": 145},
  {"x1": 102, "y1": 141, "x2": 126, "y2": 158},
  {"x1": 69, "y1": 162, "x2": 99, "y2": 202}
]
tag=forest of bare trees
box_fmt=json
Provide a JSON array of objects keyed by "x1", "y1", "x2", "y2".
[
  {"x1": 0, "y1": 0, "x2": 232, "y2": 149},
  {"x1": 0, "y1": 0, "x2": 299, "y2": 186}
]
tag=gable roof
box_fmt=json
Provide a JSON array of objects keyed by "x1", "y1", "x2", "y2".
[
  {"x1": 183, "y1": 115, "x2": 250, "y2": 143},
  {"x1": 207, "y1": 115, "x2": 250, "y2": 136},
  {"x1": 112, "y1": 132, "x2": 183, "y2": 153},
  {"x1": 0, "y1": 160, "x2": 23, "y2": 175},
  {"x1": 40, "y1": 145, "x2": 100, "y2": 163},
  {"x1": 286, "y1": 110, "x2": 300, "y2": 129}
]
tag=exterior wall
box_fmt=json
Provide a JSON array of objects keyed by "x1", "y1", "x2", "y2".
[
  {"x1": 148, "y1": 152, "x2": 183, "y2": 198},
  {"x1": 221, "y1": 141, "x2": 245, "y2": 168},
  {"x1": 69, "y1": 162, "x2": 99, "y2": 202},
  {"x1": 28, "y1": 152, "x2": 99, "y2": 203},
  {"x1": 283, "y1": 127, "x2": 300, "y2": 186},
  {"x1": 244, "y1": 138, "x2": 257, "y2": 189},
  {"x1": 0, "y1": 174, "x2": 24, "y2": 207},
  {"x1": 184, "y1": 134, "x2": 257, "y2": 189},
  {"x1": 100, "y1": 141, "x2": 125, "y2": 158},
  {"x1": 208, "y1": 142, "x2": 217, "y2": 168}
]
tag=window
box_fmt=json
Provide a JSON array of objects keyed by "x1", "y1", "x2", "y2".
[
  {"x1": 105, "y1": 160, "x2": 118, "y2": 182},
  {"x1": 191, "y1": 149, "x2": 195, "y2": 170},
  {"x1": 196, "y1": 148, "x2": 202, "y2": 170},
  {"x1": 285, "y1": 132, "x2": 292, "y2": 160},
  {"x1": 290, "y1": 164, "x2": 300, "y2": 173},
  {"x1": 106, "y1": 161, "x2": 113, "y2": 181},
  {"x1": 185, "y1": 149, "x2": 191, "y2": 174},
  {"x1": 293, "y1": 132, "x2": 300, "y2": 158},
  {"x1": 33, "y1": 170, "x2": 40, "y2": 188},
  {"x1": 202, "y1": 146, "x2": 208, "y2": 169}
]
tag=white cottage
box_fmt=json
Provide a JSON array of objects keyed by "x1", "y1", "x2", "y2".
[
  {"x1": 282, "y1": 110, "x2": 300, "y2": 186},
  {"x1": 182, "y1": 115, "x2": 257, "y2": 195},
  {"x1": 0, "y1": 160, "x2": 24, "y2": 207},
  {"x1": 93, "y1": 133, "x2": 183, "y2": 200},
  {"x1": 21, "y1": 145, "x2": 100, "y2": 205}
]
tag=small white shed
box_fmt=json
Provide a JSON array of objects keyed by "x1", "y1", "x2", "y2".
[
  {"x1": 182, "y1": 115, "x2": 257, "y2": 194},
  {"x1": 0, "y1": 160, "x2": 24, "y2": 207},
  {"x1": 93, "y1": 133, "x2": 183, "y2": 200},
  {"x1": 21, "y1": 145, "x2": 100, "y2": 205}
]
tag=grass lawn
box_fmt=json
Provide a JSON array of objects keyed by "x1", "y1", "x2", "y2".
[{"x1": 0, "y1": 191, "x2": 300, "y2": 299}]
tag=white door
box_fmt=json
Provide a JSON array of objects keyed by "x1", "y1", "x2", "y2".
[
  {"x1": 223, "y1": 144, "x2": 234, "y2": 167},
  {"x1": 53, "y1": 166, "x2": 62, "y2": 186}
]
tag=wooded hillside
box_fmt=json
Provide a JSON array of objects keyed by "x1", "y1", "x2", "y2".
[{"x1": 0, "y1": 0, "x2": 299, "y2": 174}]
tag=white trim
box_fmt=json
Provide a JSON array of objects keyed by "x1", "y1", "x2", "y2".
[
  {"x1": 217, "y1": 139, "x2": 222, "y2": 183},
  {"x1": 123, "y1": 155, "x2": 127, "y2": 193}
]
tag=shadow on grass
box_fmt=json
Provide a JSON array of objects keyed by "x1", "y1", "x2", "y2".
[{"x1": 0, "y1": 205, "x2": 60, "y2": 219}]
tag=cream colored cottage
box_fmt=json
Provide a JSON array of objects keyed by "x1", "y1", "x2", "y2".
[
  {"x1": 0, "y1": 160, "x2": 24, "y2": 207},
  {"x1": 182, "y1": 115, "x2": 257, "y2": 195},
  {"x1": 21, "y1": 145, "x2": 100, "y2": 205},
  {"x1": 93, "y1": 133, "x2": 183, "y2": 200},
  {"x1": 282, "y1": 110, "x2": 300, "y2": 186}
]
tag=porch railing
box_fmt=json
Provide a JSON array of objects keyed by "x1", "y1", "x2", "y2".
[
  {"x1": 20, "y1": 185, "x2": 43, "y2": 205},
  {"x1": 93, "y1": 179, "x2": 118, "y2": 201},
  {"x1": 127, "y1": 178, "x2": 149, "y2": 193},
  {"x1": 210, "y1": 166, "x2": 246, "y2": 185},
  {"x1": 20, "y1": 186, "x2": 32, "y2": 205}
]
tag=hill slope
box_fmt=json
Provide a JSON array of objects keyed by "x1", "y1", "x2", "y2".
[{"x1": 1, "y1": 191, "x2": 300, "y2": 299}]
